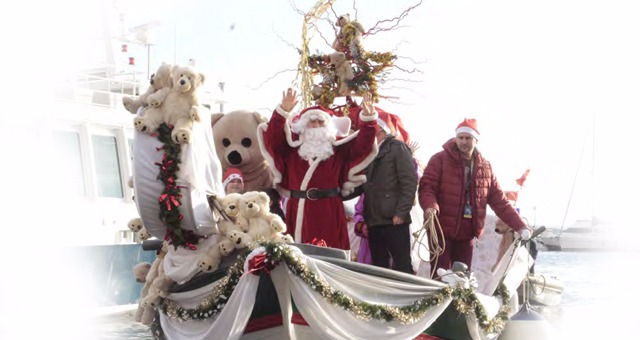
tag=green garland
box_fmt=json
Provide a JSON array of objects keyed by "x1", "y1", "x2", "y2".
[
  {"x1": 158, "y1": 242, "x2": 511, "y2": 334},
  {"x1": 155, "y1": 123, "x2": 202, "y2": 250}
]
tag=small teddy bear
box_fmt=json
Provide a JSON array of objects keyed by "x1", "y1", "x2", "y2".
[
  {"x1": 137, "y1": 242, "x2": 170, "y2": 324},
  {"x1": 141, "y1": 242, "x2": 174, "y2": 308},
  {"x1": 238, "y1": 191, "x2": 284, "y2": 242},
  {"x1": 197, "y1": 243, "x2": 223, "y2": 273},
  {"x1": 122, "y1": 63, "x2": 173, "y2": 114},
  {"x1": 332, "y1": 14, "x2": 366, "y2": 59},
  {"x1": 127, "y1": 217, "x2": 144, "y2": 232},
  {"x1": 330, "y1": 52, "x2": 355, "y2": 96},
  {"x1": 133, "y1": 64, "x2": 206, "y2": 144}
]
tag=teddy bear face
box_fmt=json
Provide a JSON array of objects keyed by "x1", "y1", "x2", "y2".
[
  {"x1": 171, "y1": 66, "x2": 205, "y2": 93},
  {"x1": 133, "y1": 262, "x2": 152, "y2": 283},
  {"x1": 211, "y1": 110, "x2": 267, "y2": 172},
  {"x1": 150, "y1": 63, "x2": 173, "y2": 90},
  {"x1": 239, "y1": 191, "x2": 270, "y2": 219},
  {"x1": 330, "y1": 52, "x2": 347, "y2": 66},
  {"x1": 220, "y1": 193, "x2": 242, "y2": 218},
  {"x1": 138, "y1": 228, "x2": 152, "y2": 241},
  {"x1": 128, "y1": 218, "x2": 144, "y2": 232}
]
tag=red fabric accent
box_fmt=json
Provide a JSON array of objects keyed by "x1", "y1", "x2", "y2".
[
  {"x1": 413, "y1": 334, "x2": 448, "y2": 340},
  {"x1": 243, "y1": 314, "x2": 283, "y2": 334},
  {"x1": 307, "y1": 238, "x2": 327, "y2": 247},
  {"x1": 515, "y1": 168, "x2": 530, "y2": 187},
  {"x1": 347, "y1": 104, "x2": 412, "y2": 144},
  {"x1": 291, "y1": 312, "x2": 309, "y2": 326},
  {"x1": 247, "y1": 253, "x2": 274, "y2": 275}
]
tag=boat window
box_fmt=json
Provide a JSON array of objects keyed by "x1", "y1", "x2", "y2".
[
  {"x1": 53, "y1": 130, "x2": 86, "y2": 196},
  {"x1": 92, "y1": 135, "x2": 124, "y2": 198}
]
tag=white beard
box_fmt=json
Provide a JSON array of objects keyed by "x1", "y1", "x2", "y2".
[{"x1": 298, "y1": 127, "x2": 335, "y2": 162}]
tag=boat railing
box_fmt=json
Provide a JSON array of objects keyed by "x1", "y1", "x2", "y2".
[{"x1": 53, "y1": 65, "x2": 147, "y2": 109}]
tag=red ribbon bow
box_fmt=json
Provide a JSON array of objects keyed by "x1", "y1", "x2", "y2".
[
  {"x1": 159, "y1": 193, "x2": 182, "y2": 211},
  {"x1": 308, "y1": 238, "x2": 327, "y2": 247},
  {"x1": 247, "y1": 253, "x2": 276, "y2": 276}
]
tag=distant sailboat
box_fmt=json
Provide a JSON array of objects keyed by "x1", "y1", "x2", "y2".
[{"x1": 539, "y1": 117, "x2": 618, "y2": 251}]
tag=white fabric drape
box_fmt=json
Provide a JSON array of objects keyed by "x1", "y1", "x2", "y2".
[
  {"x1": 164, "y1": 236, "x2": 221, "y2": 284},
  {"x1": 132, "y1": 106, "x2": 223, "y2": 239},
  {"x1": 159, "y1": 242, "x2": 530, "y2": 340},
  {"x1": 160, "y1": 271, "x2": 260, "y2": 340}
]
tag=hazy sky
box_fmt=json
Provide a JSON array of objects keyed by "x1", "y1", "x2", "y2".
[{"x1": 11, "y1": 0, "x2": 639, "y2": 227}]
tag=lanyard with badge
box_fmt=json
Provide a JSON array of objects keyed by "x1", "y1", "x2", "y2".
[{"x1": 463, "y1": 159, "x2": 474, "y2": 218}]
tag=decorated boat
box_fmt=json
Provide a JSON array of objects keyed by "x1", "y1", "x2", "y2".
[{"x1": 121, "y1": 2, "x2": 555, "y2": 339}]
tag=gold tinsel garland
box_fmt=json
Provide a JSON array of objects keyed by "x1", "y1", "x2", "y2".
[{"x1": 158, "y1": 242, "x2": 511, "y2": 335}]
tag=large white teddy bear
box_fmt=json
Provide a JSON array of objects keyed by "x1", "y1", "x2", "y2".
[{"x1": 133, "y1": 64, "x2": 205, "y2": 144}]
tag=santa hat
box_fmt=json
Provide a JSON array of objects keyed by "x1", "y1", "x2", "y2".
[
  {"x1": 376, "y1": 117, "x2": 391, "y2": 134},
  {"x1": 455, "y1": 118, "x2": 480, "y2": 140},
  {"x1": 291, "y1": 106, "x2": 351, "y2": 137},
  {"x1": 222, "y1": 167, "x2": 244, "y2": 188}
]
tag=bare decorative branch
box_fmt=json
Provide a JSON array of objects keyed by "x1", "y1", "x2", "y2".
[
  {"x1": 248, "y1": 68, "x2": 297, "y2": 90},
  {"x1": 364, "y1": 0, "x2": 422, "y2": 36}
]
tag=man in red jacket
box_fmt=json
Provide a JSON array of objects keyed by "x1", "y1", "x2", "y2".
[{"x1": 418, "y1": 118, "x2": 531, "y2": 278}]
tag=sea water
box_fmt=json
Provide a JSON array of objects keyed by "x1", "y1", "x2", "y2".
[{"x1": 88, "y1": 249, "x2": 639, "y2": 339}]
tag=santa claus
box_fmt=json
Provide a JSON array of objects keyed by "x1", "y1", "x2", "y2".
[{"x1": 257, "y1": 89, "x2": 379, "y2": 250}]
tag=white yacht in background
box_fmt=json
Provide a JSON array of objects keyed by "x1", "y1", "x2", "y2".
[
  {"x1": 38, "y1": 3, "x2": 221, "y2": 310},
  {"x1": 539, "y1": 219, "x2": 621, "y2": 252}
]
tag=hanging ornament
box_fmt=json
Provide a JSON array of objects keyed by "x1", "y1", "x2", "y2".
[
  {"x1": 121, "y1": 44, "x2": 128, "y2": 53},
  {"x1": 129, "y1": 57, "x2": 135, "y2": 65}
]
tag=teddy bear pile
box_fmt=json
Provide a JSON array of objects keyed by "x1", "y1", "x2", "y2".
[
  {"x1": 123, "y1": 62, "x2": 206, "y2": 144},
  {"x1": 197, "y1": 191, "x2": 293, "y2": 273}
]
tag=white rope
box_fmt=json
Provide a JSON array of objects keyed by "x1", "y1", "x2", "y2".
[{"x1": 411, "y1": 210, "x2": 445, "y2": 278}]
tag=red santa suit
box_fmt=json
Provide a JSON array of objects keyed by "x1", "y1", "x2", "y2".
[{"x1": 257, "y1": 105, "x2": 378, "y2": 250}]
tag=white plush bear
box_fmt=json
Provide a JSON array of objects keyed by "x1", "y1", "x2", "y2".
[
  {"x1": 332, "y1": 13, "x2": 366, "y2": 58},
  {"x1": 133, "y1": 64, "x2": 206, "y2": 144},
  {"x1": 137, "y1": 242, "x2": 170, "y2": 323},
  {"x1": 138, "y1": 227, "x2": 152, "y2": 241},
  {"x1": 273, "y1": 233, "x2": 294, "y2": 244},
  {"x1": 197, "y1": 243, "x2": 223, "y2": 273},
  {"x1": 330, "y1": 51, "x2": 355, "y2": 96},
  {"x1": 238, "y1": 191, "x2": 286, "y2": 242},
  {"x1": 122, "y1": 63, "x2": 173, "y2": 114},
  {"x1": 141, "y1": 242, "x2": 174, "y2": 308},
  {"x1": 127, "y1": 217, "x2": 144, "y2": 232},
  {"x1": 132, "y1": 262, "x2": 152, "y2": 324},
  {"x1": 227, "y1": 229, "x2": 253, "y2": 249}
]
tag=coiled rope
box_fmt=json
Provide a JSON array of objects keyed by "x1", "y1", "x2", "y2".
[{"x1": 412, "y1": 210, "x2": 446, "y2": 278}]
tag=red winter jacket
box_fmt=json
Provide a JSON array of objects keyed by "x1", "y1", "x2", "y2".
[{"x1": 418, "y1": 138, "x2": 525, "y2": 240}]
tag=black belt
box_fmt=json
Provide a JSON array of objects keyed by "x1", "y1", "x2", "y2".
[{"x1": 290, "y1": 188, "x2": 340, "y2": 200}]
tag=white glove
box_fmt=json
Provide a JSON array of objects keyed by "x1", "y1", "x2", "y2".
[{"x1": 519, "y1": 228, "x2": 531, "y2": 240}]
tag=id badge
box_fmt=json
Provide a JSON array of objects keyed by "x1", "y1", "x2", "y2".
[{"x1": 463, "y1": 203, "x2": 472, "y2": 219}]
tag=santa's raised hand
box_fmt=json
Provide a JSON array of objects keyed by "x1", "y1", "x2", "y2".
[
  {"x1": 361, "y1": 92, "x2": 376, "y2": 116},
  {"x1": 281, "y1": 88, "x2": 298, "y2": 112}
]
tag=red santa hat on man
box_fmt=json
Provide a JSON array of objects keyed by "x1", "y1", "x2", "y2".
[
  {"x1": 455, "y1": 118, "x2": 480, "y2": 140},
  {"x1": 222, "y1": 167, "x2": 244, "y2": 188}
]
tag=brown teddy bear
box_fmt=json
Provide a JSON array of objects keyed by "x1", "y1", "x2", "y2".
[
  {"x1": 134, "y1": 64, "x2": 205, "y2": 144},
  {"x1": 211, "y1": 110, "x2": 274, "y2": 192},
  {"x1": 122, "y1": 63, "x2": 173, "y2": 114}
]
